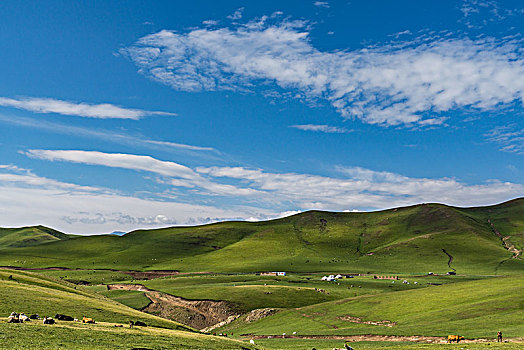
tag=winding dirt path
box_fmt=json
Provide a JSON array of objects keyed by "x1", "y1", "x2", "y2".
[
  {"x1": 247, "y1": 334, "x2": 522, "y2": 344},
  {"x1": 488, "y1": 219, "x2": 522, "y2": 259}
]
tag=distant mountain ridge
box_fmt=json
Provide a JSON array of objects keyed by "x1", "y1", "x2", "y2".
[{"x1": 0, "y1": 198, "x2": 522, "y2": 274}]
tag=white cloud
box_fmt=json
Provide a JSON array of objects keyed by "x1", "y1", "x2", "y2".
[
  {"x1": 227, "y1": 7, "x2": 244, "y2": 20},
  {"x1": 123, "y1": 19, "x2": 524, "y2": 126},
  {"x1": 203, "y1": 20, "x2": 219, "y2": 26},
  {"x1": 197, "y1": 165, "x2": 524, "y2": 210},
  {"x1": 314, "y1": 1, "x2": 330, "y2": 8},
  {"x1": 26, "y1": 150, "x2": 197, "y2": 179},
  {"x1": 9, "y1": 151, "x2": 524, "y2": 233},
  {"x1": 0, "y1": 96, "x2": 176, "y2": 119},
  {"x1": 25, "y1": 149, "x2": 263, "y2": 198},
  {"x1": 290, "y1": 124, "x2": 351, "y2": 133},
  {"x1": 0, "y1": 164, "x2": 272, "y2": 234}
]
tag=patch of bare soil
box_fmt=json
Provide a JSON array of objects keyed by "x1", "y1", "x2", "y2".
[
  {"x1": 488, "y1": 219, "x2": 523, "y2": 259},
  {"x1": 338, "y1": 315, "x2": 396, "y2": 327},
  {"x1": 244, "y1": 308, "x2": 277, "y2": 323},
  {"x1": 107, "y1": 284, "x2": 151, "y2": 292},
  {"x1": 202, "y1": 315, "x2": 240, "y2": 333},
  {"x1": 141, "y1": 291, "x2": 239, "y2": 330},
  {"x1": 248, "y1": 334, "x2": 521, "y2": 344}
]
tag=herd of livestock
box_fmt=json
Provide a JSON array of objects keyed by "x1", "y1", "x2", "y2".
[
  {"x1": 7, "y1": 312, "x2": 95, "y2": 324},
  {"x1": 6, "y1": 312, "x2": 146, "y2": 328}
]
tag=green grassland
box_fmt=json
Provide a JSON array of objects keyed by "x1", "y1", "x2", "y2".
[
  {"x1": 99, "y1": 289, "x2": 151, "y2": 310},
  {"x1": 0, "y1": 199, "x2": 522, "y2": 349},
  {"x1": 126, "y1": 273, "x2": 485, "y2": 313},
  {"x1": 32, "y1": 269, "x2": 132, "y2": 285},
  {"x1": 254, "y1": 339, "x2": 523, "y2": 350},
  {"x1": 0, "y1": 269, "x2": 188, "y2": 330},
  {"x1": 0, "y1": 322, "x2": 257, "y2": 350},
  {"x1": 0, "y1": 199, "x2": 522, "y2": 274},
  {"x1": 0, "y1": 269, "x2": 260, "y2": 349},
  {"x1": 218, "y1": 275, "x2": 524, "y2": 339}
]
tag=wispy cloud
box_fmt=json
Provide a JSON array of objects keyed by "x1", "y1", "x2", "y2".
[
  {"x1": 0, "y1": 96, "x2": 176, "y2": 119},
  {"x1": 460, "y1": 0, "x2": 523, "y2": 29},
  {"x1": 0, "y1": 164, "x2": 101, "y2": 192},
  {"x1": 123, "y1": 18, "x2": 524, "y2": 126},
  {"x1": 227, "y1": 7, "x2": 244, "y2": 21},
  {"x1": 0, "y1": 113, "x2": 216, "y2": 154},
  {"x1": 202, "y1": 20, "x2": 219, "y2": 26},
  {"x1": 313, "y1": 1, "x2": 330, "y2": 8},
  {"x1": 486, "y1": 125, "x2": 524, "y2": 154},
  {"x1": 25, "y1": 150, "x2": 261, "y2": 197},
  {"x1": 144, "y1": 140, "x2": 216, "y2": 152},
  {"x1": 290, "y1": 124, "x2": 351, "y2": 133}
]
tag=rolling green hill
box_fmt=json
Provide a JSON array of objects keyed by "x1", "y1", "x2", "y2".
[
  {"x1": 0, "y1": 225, "x2": 71, "y2": 248},
  {"x1": 0, "y1": 199, "x2": 522, "y2": 275}
]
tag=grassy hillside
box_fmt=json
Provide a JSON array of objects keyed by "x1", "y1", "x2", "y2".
[
  {"x1": 219, "y1": 275, "x2": 524, "y2": 339},
  {"x1": 0, "y1": 225, "x2": 70, "y2": 248},
  {"x1": 0, "y1": 269, "x2": 260, "y2": 349},
  {"x1": 0, "y1": 269, "x2": 189, "y2": 330},
  {"x1": 0, "y1": 199, "x2": 522, "y2": 275},
  {"x1": 0, "y1": 321, "x2": 257, "y2": 350}
]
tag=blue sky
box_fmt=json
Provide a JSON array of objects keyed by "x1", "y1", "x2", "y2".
[{"x1": 0, "y1": 0, "x2": 523, "y2": 234}]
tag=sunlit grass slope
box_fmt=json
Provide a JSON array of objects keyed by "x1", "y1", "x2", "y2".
[
  {"x1": 0, "y1": 225, "x2": 70, "y2": 248},
  {"x1": 0, "y1": 199, "x2": 522, "y2": 274}
]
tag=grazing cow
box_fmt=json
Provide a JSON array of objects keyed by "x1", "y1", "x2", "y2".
[
  {"x1": 43, "y1": 317, "x2": 55, "y2": 325},
  {"x1": 19, "y1": 313, "x2": 30, "y2": 322},
  {"x1": 82, "y1": 317, "x2": 95, "y2": 324},
  {"x1": 133, "y1": 321, "x2": 147, "y2": 327},
  {"x1": 447, "y1": 335, "x2": 465, "y2": 343},
  {"x1": 55, "y1": 314, "x2": 74, "y2": 321},
  {"x1": 29, "y1": 314, "x2": 40, "y2": 320},
  {"x1": 7, "y1": 316, "x2": 19, "y2": 323}
]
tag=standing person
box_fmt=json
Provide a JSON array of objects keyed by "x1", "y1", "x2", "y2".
[{"x1": 497, "y1": 331, "x2": 502, "y2": 342}]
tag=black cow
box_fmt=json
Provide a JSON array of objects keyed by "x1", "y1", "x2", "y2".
[{"x1": 55, "y1": 314, "x2": 74, "y2": 321}]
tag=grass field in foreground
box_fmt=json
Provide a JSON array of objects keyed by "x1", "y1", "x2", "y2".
[
  {"x1": 255, "y1": 339, "x2": 523, "y2": 350},
  {"x1": 0, "y1": 322, "x2": 256, "y2": 350},
  {"x1": 219, "y1": 275, "x2": 524, "y2": 339}
]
